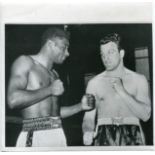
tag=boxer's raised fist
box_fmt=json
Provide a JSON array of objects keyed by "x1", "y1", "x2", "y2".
[
  {"x1": 49, "y1": 79, "x2": 64, "y2": 96},
  {"x1": 81, "y1": 94, "x2": 95, "y2": 111}
]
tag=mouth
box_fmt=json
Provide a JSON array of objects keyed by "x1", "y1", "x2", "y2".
[
  {"x1": 105, "y1": 62, "x2": 111, "y2": 66},
  {"x1": 62, "y1": 57, "x2": 66, "y2": 61},
  {"x1": 60, "y1": 57, "x2": 66, "y2": 63}
]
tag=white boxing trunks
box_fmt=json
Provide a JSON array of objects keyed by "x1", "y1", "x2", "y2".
[{"x1": 16, "y1": 116, "x2": 67, "y2": 147}]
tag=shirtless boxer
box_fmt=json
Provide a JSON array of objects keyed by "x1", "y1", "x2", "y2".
[
  {"x1": 82, "y1": 33, "x2": 151, "y2": 146},
  {"x1": 7, "y1": 27, "x2": 95, "y2": 147}
]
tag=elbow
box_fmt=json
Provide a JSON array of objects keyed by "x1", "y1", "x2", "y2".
[
  {"x1": 142, "y1": 107, "x2": 151, "y2": 122},
  {"x1": 60, "y1": 108, "x2": 65, "y2": 118},
  {"x1": 60, "y1": 108, "x2": 68, "y2": 119},
  {"x1": 7, "y1": 94, "x2": 18, "y2": 109},
  {"x1": 142, "y1": 116, "x2": 150, "y2": 122}
]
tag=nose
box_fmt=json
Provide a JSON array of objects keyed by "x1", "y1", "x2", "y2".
[
  {"x1": 103, "y1": 54, "x2": 109, "y2": 61},
  {"x1": 103, "y1": 55, "x2": 111, "y2": 65},
  {"x1": 65, "y1": 49, "x2": 70, "y2": 57},
  {"x1": 105, "y1": 56, "x2": 109, "y2": 61}
]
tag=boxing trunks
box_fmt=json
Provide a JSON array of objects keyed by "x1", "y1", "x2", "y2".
[
  {"x1": 94, "y1": 117, "x2": 145, "y2": 146},
  {"x1": 16, "y1": 116, "x2": 67, "y2": 147}
]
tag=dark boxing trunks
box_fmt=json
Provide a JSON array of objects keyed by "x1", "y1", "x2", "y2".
[{"x1": 94, "y1": 117, "x2": 145, "y2": 146}]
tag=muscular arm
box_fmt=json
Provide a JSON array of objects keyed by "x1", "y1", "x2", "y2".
[
  {"x1": 118, "y1": 75, "x2": 151, "y2": 122},
  {"x1": 60, "y1": 94, "x2": 95, "y2": 118},
  {"x1": 7, "y1": 56, "x2": 52, "y2": 109},
  {"x1": 60, "y1": 103, "x2": 82, "y2": 118},
  {"x1": 82, "y1": 80, "x2": 97, "y2": 145},
  {"x1": 82, "y1": 109, "x2": 96, "y2": 133}
]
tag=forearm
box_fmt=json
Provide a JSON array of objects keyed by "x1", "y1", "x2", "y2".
[
  {"x1": 82, "y1": 119, "x2": 95, "y2": 133},
  {"x1": 82, "y1": 109, "x2": 96, "y2": 145},
  {"x1": 60, "y1": 103, "x2": 82, "y2": 118},
  {"x1": 8, "y1": 87, "x2": 51, "y2": 109},
  {"x1": 82, "y1": 109, "x2": 96, "y2": 133},
  {"x1": 119, "y1": 91, "x2": 151, "y2": 121}
]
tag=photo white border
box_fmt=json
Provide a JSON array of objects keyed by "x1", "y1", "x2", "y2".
[{"x1": 0, "y1": 0, "x2": 154, "y2": 152}]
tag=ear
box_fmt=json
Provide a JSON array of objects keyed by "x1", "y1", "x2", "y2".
[
  {"x1": 46, "y1": 40, "x2": 55, "y2": 49},
  {"x1": 47, "y1": 39, "x2": 54, "y2": 46},
  {"x1": 120, "y1": 49, "x2": 125, "y2": 58}
]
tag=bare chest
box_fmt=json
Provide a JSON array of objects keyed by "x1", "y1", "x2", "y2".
[
  {"x1": 96, "y1": 77, "x2": 137, "y2": 117},
  {"x1": 27, "y1": 66, "x2": 58, "y2": 89},
  {"x1": 96, "y1": 77, "x2": 136, "y2": 101}
]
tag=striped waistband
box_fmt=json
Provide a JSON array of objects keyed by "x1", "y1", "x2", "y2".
[
  {"x1": 22, "y1": 116, "x2": 62, "y2": 131},
  {"x1": 97, "y1": 117, "x2": 140, "y2": 126}
]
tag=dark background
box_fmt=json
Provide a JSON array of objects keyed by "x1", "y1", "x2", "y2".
[{"x1": 5, "y1": 24, "x2": 153, "y2": 146}]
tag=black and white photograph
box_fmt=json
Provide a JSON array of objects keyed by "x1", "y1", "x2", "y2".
[
  {"x1": 0, "y1": 0, "x2": 154, "y2": 151},
  {"x1": 4, "y1": 23, "x2": 153, "y2": 148}
]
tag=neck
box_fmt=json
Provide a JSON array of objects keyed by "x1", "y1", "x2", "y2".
[
  {"x1": 105, "y1": 62, "x2": 126, "y2": 78},
  {"x1": 34, "y1": 48, "x2": 54, "y2": 70}
]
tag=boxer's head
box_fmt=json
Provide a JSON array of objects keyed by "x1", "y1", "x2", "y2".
[
  {"x1": 41, "y1": 27, "x2": 70, "y2": 64},
  {"x1": 41, "y1": 27, "x2": 70, "y2": 46},
  {"x1": 99, "y1": 33, "x2": 125, "y2": 71},
  {"x1": 100, "y1": 33, "x2": 122, "y2": 51}
]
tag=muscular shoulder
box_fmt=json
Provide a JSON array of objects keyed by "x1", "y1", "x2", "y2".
[
  {"x1": 86, "y1": 72, "x2": 105, "y2": 95},
  {"x1": 87, "y1": 72, "x2": 105, "y2": 88},
  {"x1": 125, "y1": 68, "x2": 147, "y2": 85},
  {"x1": 11, "y1": 55, "x2": 33, "y2": 75},
  {"x1": 134, "y1": 72, "x2": 148, "y2": 86}
]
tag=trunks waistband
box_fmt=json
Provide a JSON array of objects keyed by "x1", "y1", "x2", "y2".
[
  {"x1": 97, "y1": 117, "x2": 140, "y2": 126},
  {"x1": 22, "y1": 116, "x2": 62, "y2": 131}
]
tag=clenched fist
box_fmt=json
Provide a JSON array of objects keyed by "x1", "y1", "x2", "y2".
[
  {"x1": 81, "y1": 94, "x2": 95, "y2": 111},
  {"x1": 49, "y1": 79, "x2": 64, "y2": 96},
  {"x1": 109, "y1": 77, "x2": 126, "y2": 94}
]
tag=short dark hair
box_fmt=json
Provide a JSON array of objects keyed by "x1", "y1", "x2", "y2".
[
  {"x1": 41, "y1": 27, "x2": 70, "y2": 46},
  {"x1": 100, "y1": 33, "x2": 122, "y2": 51}
]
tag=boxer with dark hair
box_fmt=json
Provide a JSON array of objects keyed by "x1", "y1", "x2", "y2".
[
  {"x1": 7, "y1": 27, "x2": 95, "y2": 147},
  {"x1": 82, "y1": 33, "x2": 151, "y2": 146}
]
